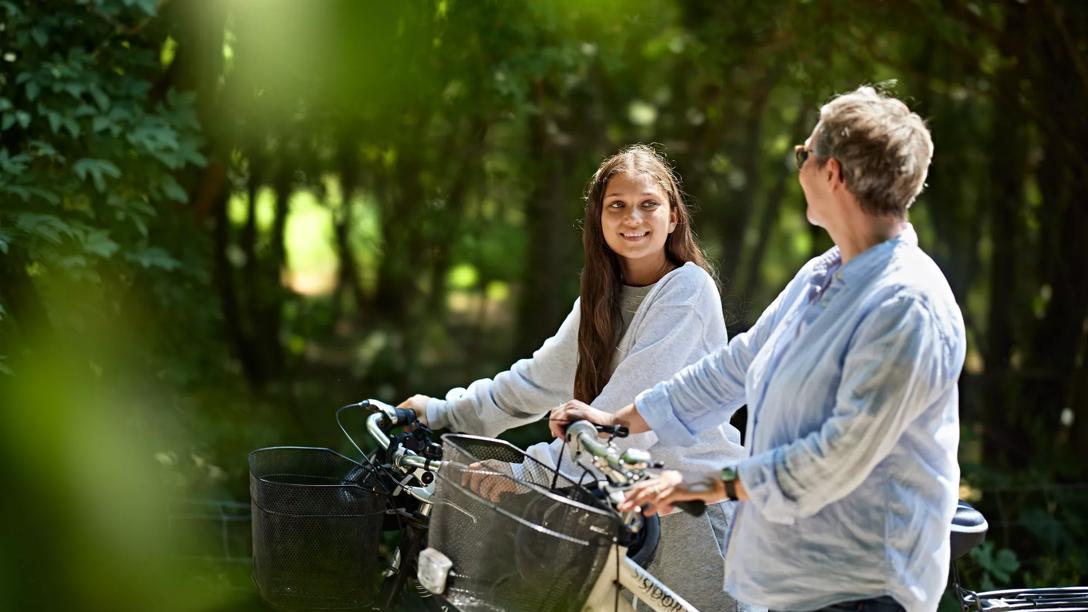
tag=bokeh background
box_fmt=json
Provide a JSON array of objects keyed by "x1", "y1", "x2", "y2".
[{"x1": 1, "y1": 0, "x2": 1086, "y2": 610}]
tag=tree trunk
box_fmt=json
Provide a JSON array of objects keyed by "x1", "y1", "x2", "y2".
[
  {"x1": 211, "y1": 188, "x2": 263, "y2": 386},
  {"x1": 738, "y1": 105, "x2": 814, "y2": 302},
  {"x1": 981, "y1": 4, "x2": 1029, "y2": 468},
  {"x1": 332, "y1": 135, "x2": 367, "y2": 323},
  {"x1": 515, "y1": 83, "x2": 578, "y2": 357},
  {"x1": 1021, "y1": 0, "x2": 1088, "y2": 472}
]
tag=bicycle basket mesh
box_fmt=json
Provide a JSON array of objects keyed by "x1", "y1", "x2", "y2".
[
  {"x1": 428, "y1": 434, "x2": 621, "y2": 612},
  {"x1": 249, "y1": 446, "x2": 385, "y2": 610}
]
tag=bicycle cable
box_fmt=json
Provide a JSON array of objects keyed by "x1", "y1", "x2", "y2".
[
  {"x1": 552, "y1": 430, "x2": 568, "y2": 491},
  {"x1": 336, "y1": 403, "x2": 390, "y2": 484}
]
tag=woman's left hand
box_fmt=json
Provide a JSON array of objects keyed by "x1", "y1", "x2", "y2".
[
  {"x1": 397, "y1": 394, "x2": 433, "y2": 426},
  {"x1": 618, "y1": 470, "x2": 726, "y2": 516},
  {"x1": 548, "y1": 399, "x2": 615, "y2": 439}
]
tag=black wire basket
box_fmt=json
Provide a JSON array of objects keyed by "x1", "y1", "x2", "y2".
[
  {"x1": 428, "y1": 434, "x2": 622, "y2": 612},
  {"x1": 249, "y1": 446, "x2": 386, "y2": 610}
]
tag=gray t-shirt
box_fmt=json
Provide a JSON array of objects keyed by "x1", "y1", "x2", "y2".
[
  {"x1": 619, "y1": 283, "x2": 655, "y2": 335},
  {"x1": 613, "y1": 283, "x2": 655, "y2": 376}
]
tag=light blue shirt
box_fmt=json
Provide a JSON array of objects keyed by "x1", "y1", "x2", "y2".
[{"x1": 636, "y1": 225, "x2": 965, "y2": 612}]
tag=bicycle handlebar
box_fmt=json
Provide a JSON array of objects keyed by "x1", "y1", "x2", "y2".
[
  {"x1": 566, "y1": 420, "x2": 706, "y2": 517},
  {"x1": 358, "y1": 399, "x2": 444, "y2": 473}
]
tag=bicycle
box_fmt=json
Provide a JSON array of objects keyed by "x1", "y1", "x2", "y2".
[
  {"x1": 417, "y1": 418, "x2": 708, "y2": 612},
  {"x1": 249, "y1": 399, "x2": 447, "y2": 611},
  {"x1": 950, "y1": 502, "x2": 1088, "y2": 611}
]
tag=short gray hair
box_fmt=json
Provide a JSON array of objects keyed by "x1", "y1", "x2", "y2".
[{"x1": 811, "y1": 86, "x2": 933, "y2": 217}]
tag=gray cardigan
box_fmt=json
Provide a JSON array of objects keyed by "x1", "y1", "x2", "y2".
[{"x1": 426, "y1": 262, "x2": 745, "y2": 477}]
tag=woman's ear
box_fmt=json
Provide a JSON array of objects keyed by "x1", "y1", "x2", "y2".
[
  {"x1": 669, "y1": 209, "x2": 678, "y2": 233},
  {"x1": 826, "y1": 157, "x2": 845, "y2": 188}
]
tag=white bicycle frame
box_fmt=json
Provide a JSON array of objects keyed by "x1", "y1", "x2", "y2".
[
  {"x1": 581, "y1": 544, "x2": 698, "y2": 612},
  {"x1": 568, "y1": 420, "x2": 700, "y2": 612}
]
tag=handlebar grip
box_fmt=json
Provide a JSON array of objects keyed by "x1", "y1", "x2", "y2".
[
  {"x1": 673, "y1": 500, "x2": 706, "y2": 517},
  {"x1": 394, "y1": 407, "x2": 417, "y2": 426},
  {"x1": 596, "y1": 424, "x2": 629, "y2": 438}
]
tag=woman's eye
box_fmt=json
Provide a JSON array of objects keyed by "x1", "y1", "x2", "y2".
[
  {"x1": 608, "y1": 201, "x2": 624, "y2": 209},
  {"x1": 641, "y1": 201, "x2": 660, "y2": 208}
]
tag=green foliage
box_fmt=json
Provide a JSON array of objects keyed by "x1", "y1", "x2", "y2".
[
  {"x1": 971, "y1": 541, "x2": 1021, "y2": 591},
  {"x1": 0, "y1": 0, "x2": 205, "y2": 358}
]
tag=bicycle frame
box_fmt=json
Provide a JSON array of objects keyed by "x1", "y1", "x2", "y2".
[
  {"x1": 582, "y1": 544, "x2": 699, "y2": 612},
  {"x1": 566, "y1": 420, "x2": 700, "y2": 612}
]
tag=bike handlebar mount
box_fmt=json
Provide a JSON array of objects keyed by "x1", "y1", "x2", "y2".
[{"x1": 565, "y1": 420, "x2": 706, "y2": 517}]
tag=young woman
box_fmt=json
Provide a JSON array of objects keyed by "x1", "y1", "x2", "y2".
[{"x1": 399, "y1": 144, "x2": 745, "y2": 611}]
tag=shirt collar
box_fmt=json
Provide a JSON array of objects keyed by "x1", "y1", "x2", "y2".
[{"x1": 820, "y1": 223, "x2": 916, "y2": 287}]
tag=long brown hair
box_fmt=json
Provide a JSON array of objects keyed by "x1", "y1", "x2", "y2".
[{"x1": 573, "y1": 144, "x2": 712, "y2": 403}]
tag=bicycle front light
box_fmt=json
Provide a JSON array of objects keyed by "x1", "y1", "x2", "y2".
[{"x1": 417, "y1": 547, "x2": 453, "y2": 595}]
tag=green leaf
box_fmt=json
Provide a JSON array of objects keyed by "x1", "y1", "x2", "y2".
[
  {"x1": 64, "y1": 82, "x2": 84, "y2": 100},
  {"x1": 82, "y1": 229, "x2": 119, "y2": 258},
  {"x1": 126, "y1": 246, "x2": 179, "y2": 271},
  {"x1": 0, "y1": 149, "x2": 30, "y2": 174},
  {"x1": 62, "y1": 115, "x2": 80, "y2": 138},
  {"x1": 92, "y1": 115, "x2": 110, "y2": 132},
  {"x1": 89, "y1": 86, "x2": 109, "y2": 111},
  {"x1": 160, "y1": 175, "x2": 188, "y2": 202},
  {"x1": 4, "y1": 185, "x2": 30, "y2": 201},
  {"x1": 46, "y1": 110, "x2": 61, "y2": 133},
  {"x1": 14, "y1": 212, "x2": 74, "y2": 244},
  {"x1": 73, "y1": 158, "x2": 122, "y2": 191},
  {"x1": 24, "y1": 186, "x2": 60, "y2": 205},
  {"x1": 124, "y1": 0, "x2": 160, "y2": 16},
  {"x1": 28, "y1": 139, "x2": 59, "y2": 160},
  {"x1": 26, "y1": 80, "x2": 39, "y2": 101},
  {"x1": 1, "y1": 114, "x2": 14, "y2": 131},
  {"x1": 15, "y1": 110, "x2": 30, "y2": 129}
]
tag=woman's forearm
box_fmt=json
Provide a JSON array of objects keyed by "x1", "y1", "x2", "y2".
[{"x1": 615, "y1": 401, "x2": 652, "y2": 434}]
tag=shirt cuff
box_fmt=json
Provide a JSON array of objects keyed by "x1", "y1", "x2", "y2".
[
  {"x1": 635, "y1": 384, "x2": 699, "y2": 447},
  {"x1": 736, "y1": 448, "x2": 798, "y2": 525},
  {"x1": 426, "y1": 397, "x2": 451, "y2": 430}
]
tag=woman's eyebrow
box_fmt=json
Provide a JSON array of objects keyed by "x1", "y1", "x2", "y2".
[{"x1": 605, "y1": 191, "x2": 659, "y2": 198}]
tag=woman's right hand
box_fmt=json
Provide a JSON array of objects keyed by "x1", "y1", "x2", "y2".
[
  {"x1": 548, "y1": 399, "x2": 616, "y2": 439},
  {"x1": 397, "y1": 394, "x2": 433, "y2": 426}
]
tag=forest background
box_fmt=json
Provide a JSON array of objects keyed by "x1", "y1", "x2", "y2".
[{"x1": 1, "y1": 1, "x2": 1086, "y2": 610}]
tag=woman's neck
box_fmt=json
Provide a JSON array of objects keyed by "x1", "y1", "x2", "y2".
[
  {"x1": 621, "y1": 254, "x2": 675, "y2": 286},
  {"x1": 830, "y1": 214, "x2": 906, "y2": 264}
]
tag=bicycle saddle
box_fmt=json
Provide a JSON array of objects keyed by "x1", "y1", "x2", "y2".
[{"x1": 950, "y1": 500, "x2": 988, "y2": 560}]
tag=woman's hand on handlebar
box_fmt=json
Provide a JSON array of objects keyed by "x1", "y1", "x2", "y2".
[
  {"x1": 397, "y1": 394, "x2": 433, "y2": 426},
  {"x1": 461, "y1": 459, "x2": 517, "y2": 502},
  {"x1": 548, "y1": 400, "x2": 615, "y2": 439},
  {"x1": 618, "y1": 470, "x2": 725, "y2": 516}
]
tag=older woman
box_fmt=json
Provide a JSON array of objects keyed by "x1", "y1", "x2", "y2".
[{"x1": 552, "y1": 87, "x2": 966, "y2": 612}]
